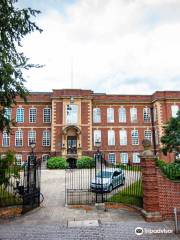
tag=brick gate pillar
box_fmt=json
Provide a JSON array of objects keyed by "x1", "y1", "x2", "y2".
[{"x1": 140, "y1": 140, "x2": 162, "y2": 222}]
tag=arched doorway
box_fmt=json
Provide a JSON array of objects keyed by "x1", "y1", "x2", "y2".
[{"x1": 67, "y1": 158, "x2": 77, "y2": 169}]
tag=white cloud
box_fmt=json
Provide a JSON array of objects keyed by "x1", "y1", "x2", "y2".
[{"x1": 22, "y1": 0, "x2": 180, "y2": 94}]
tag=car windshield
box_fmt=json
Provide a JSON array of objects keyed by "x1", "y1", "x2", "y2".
[{"x1": 96, "y1": 171, "x2": 113, "y2": 178}]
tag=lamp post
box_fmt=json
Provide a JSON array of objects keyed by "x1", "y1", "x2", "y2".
[
  {"x1": 95, "y1": 139, "x2": 103, "y2": 203},
  {"x1": 27, "y1": 142, "x2": 36, "y2": 193}
]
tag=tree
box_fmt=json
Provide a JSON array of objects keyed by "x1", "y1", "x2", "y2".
[
  {"x1": 0, "y1": 0, "x2": 42, "y2": 132},
  {"x1": 161, "y1": 110, "x2": 180, "y2": 161}
]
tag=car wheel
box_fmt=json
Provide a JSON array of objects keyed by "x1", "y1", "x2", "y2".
[{"x1": 108, "y1": 184, "x2": 113, "y2": 192}]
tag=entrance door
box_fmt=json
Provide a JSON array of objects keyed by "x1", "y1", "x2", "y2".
[{"x1": 67, "y1": 136, "x2": 77, "y2": 154}]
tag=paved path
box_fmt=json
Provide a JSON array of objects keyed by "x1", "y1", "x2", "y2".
[{"x1": 0, "y1": 170, "x2": 179, "y2": 239}]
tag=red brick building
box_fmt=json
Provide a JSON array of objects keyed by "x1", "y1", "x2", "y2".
[{"x1": 0, "y1": 89, "x2": 180, "y2": 166}]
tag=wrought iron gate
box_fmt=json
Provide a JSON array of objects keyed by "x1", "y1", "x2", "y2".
[{"x1": 65, "y1": 154, "x2": 143, "y2": 207}]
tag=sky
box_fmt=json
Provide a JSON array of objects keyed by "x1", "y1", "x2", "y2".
[{"x1": 17, "y1": 0, "x2": 180, "y2": 94}]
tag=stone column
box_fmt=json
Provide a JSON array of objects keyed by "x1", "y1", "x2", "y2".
[{"x1": 140, "y1": 140, "x2": 162, "y2": 222}]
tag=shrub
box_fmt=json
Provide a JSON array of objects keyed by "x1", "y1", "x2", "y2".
[
  {"x1": 77, "y1": 156, "x2": 95, "y2": 169},
  {"x1": 47, "y1": 157, "x2": 68, "y2": 169},
  {"x1": 156, "y1": 159, "x2": 180, "y2": 180}
]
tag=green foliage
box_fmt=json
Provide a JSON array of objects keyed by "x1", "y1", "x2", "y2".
[
  {"x1": 108, "y1": 180, "x2": 143, "y2": 208},
  {"x1": 156, "y1": 159, "x2": 180, "y2": 180},
  {"x1": 115, "y1": 163, "x2": 141, "y2": 172},
  {"x1": 0, "y1": 0, "x2": 43, "y2": 132},
  {"x1": 0, "y1": 187, "x2": 22, "y2": 207},
  {"x1": 0, "y1": 151, "x2": 20, "y2": 188},
  {"x1": 161, "y1": 110, "x2": 180, "y2": 159},
  {"x1": 77, "y1": 156, "x2": 95, "y2": 169},
  {"x1": 47, "y1": 157, "x2": 68, "y2": 169}
]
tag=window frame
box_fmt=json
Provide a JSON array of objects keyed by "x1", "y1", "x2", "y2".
[
  {"x1": 66, "y1": 104, "x2": 78, "y2": 124},
  {"x1": 131, "y1": 129, "x2": 139, "y2": 145},
  {"x1": 93, "y1": 108, "x2": 101, "y2": 123},
  {"x1": 132, "y1": 152, "x2": 140, "y2": 163},
  {"x1": 108, "y1": 153, "x2": 116, "y2": 165},
  {"x1": 107, "y1": 108, "x2": 114, "y2": 123},
  {"x1": 120, "y1": 152, "x2": 128, "y2": 164},
  {"x1": 16, "y1": 108, "x2": 24, "y2": 123},
  {"x1": 171, "y1": 105, "x2": 179, "y2": 118},
  {"x1": 42, "y1": 130, "x2": 51, "y2": 147},
  {"x1": 28, "y1": 130, "x2": 36, "y2": 146},
  {"x1": 108, "y1": 129, "x2": 115, "y2": 146},
  {"x1": 130, "y1": 107, "x2": 137, "y2": 122},
  {"x1": 4, "y1": 108, "x2": 12, "y2": 121},
  {"x1": 43, "y1": 108, "x2": 51, "y2": 123},
  {"x1": 2, "y1": 131, "x2": 10, "y2": 147},
  {"x1": 144, "y1": 130, "x2": 152, "y2": 143},
  {"x1": 119, "y1": 129, "x2": 127, "y2": 145},
  {"x1": 93, "y1": 129, "x2": 101, "y2": 146},
  {"x1": 15, "y1": 130, "x2": 23, "y2": 147},
  {"x1": 119, "y1": 107, "x2": 126, "y2": 123},
  {"x1": 15, "y1": 154, "x2": 22, "y2": 166},
  {"x1": 29, "y1": 108, "x2": 37, "y2": 123},
  {"x1": 143, "y1": 107, "x2": 151, "y2": 123}
]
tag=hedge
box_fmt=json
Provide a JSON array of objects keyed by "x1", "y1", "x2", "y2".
[
  {"x1": 156, "y1": 159, "x2": 180, "y2": 180},
  {"x1": 77, "y1": 156, "x2": 95, "y2": 169},
  {"x1": 47, "y1": 157, "x2": 68, "y2": 169}
]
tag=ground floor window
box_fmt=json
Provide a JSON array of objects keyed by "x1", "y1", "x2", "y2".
[
  {"x1": 15, "y1": 154, "x2": 22, "y2": 166},
  {"x1": 132, "y1": 153, "x2": 140, "y2": 163},
  {"x1": 120, "y1": 152, "x2": 128, "y2": 164},
  {"x1": 108, "y1": 153, "x2": 116, "y2": 165}
]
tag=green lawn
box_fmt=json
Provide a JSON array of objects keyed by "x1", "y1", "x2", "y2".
[
  {"x1": 108, "y1": 180, "x2": 143, "y2": 208},
  {"x1": 0, "y1": 187, "x2": 22, "y2": 207}
]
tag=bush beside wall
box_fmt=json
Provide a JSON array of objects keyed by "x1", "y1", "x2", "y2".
[
  {"x1": 77, "y1": 156, "x2": 95, "y2": 169},
  {"x1": 47, "y1": 157, "x2": 68, "y2": 169}
]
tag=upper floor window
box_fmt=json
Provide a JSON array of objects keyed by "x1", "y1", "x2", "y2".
[
  {"x1": 132, "y1": 152, "x2": 140, "y2": 163},
  {"x1": 108, "y1": 153, "x2": 116, "y2": 165},
  {"x1": 153, "y1": 107, "x2": 157, "y2": 122},
  {"x1": 28, "y1": 130, "x2": 36, "y2": 146},
  {"x1": 29, "y1": 108, "x2": 37, "y2": 123},
  {"x1": 15, "y1": 154, "x2": 22, "y2": 166},
  {"x1": 130, "y1": 107, "x2": 137, "y2": 122},
  {"x1": 120, "y1": 153, "x2": 128, "y2": 164},
  {"x1": 4, "y1": 108, "x2": 11, "y2": 120},
  {"x1": 16, "y1": 108, "x2": 24, "y2": 123},
  {"x1": 131, "y1": 129, "x2": 139, "y2": 145},
  {"x1": 171, "y1": 105, "x2": 179, "y2": 118},
  {"x1": 93, "y1": 108, "x2": 101, "y2": 123},
  {"x1": 43, "y1": 108, "x2": 51, "y2": 123},
  {"x1": 15, "y1": 130, "x2": 23, "y2": 147},
  {"x1": 93, "y1": 130, "x2": 101, "y2": 146},
  {"x1": 42, "y1": 130, "x2": 51, "y2": 146},
  {"x1": 119, "y1": 129, "x2": 127, "y2": 145},
  {"x1": 144, "y1": 130, "x2": 152, "y2": 143},
  {"x1": 42, "y1": 154, "x2": 50, "y2": 162},
  {"x1": 119, "y1": 107, "x2": 126, "y2": 123},
  {"x1": 2, "y1": 131, "x2": 10, "y2": 147},
  {"x1": 108, "y1": 130, "x2": 115, "y2": 145},
  {"x1": 66, "y1": 104, "x2": 78, "y2": 124},
  {"x1": 107, "y1": 108, "x2": 114, "y2": 123},
  {"x1": 143, "y1": 107, "x2": 151, "y2": 122}
]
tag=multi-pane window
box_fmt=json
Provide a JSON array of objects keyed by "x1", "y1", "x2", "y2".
[
  {"x1": 131, "y1": 129, "x2": 139, "y2": 145},
  {"x1": 171, "y1": 105, "x2": 179, "y2": 118},
  {"x1": 16, "y1": 108, "x2": 24, "y2": 123},
  {"x1": 120, "y1": 153, "x2": 128, "y2": 164},
  {"x1": 93, "y1": 130, "x2": 101, "y2": 145},
  {"x1": 42, "y1": 130, "x2": 51, "y2": 146},
  {"x1": 4, "y1": 108, "x2": 11, "y2": 120},
  {"x1": 132, "y1": 153, "x2": 140, "y2": 163},
  {"x1": 15, "y1": 154, "x2": 22, "y2": 166},
  {"x1": 28, "y1": 130, "x2": 36, "y2": 146},
  {"x1": 108, "y1": 153, "x2": 116, "y2": 165},
  {"x1": 107, "y1": 108, "x2": 114, "y2": 123},
  {"x1": 119, "y1": 107, "x2": 126, "y2": 122},
  {"x1": 144, "y1": 130, "x2": 152, "y2": 143},
  {"x1": 43, "y1": 108, "x2": 51, "y2": 123},
  {"x1": 2, "y1": 131, "x2": 10, "y2": 147},
  {"x1": 108, "y1": 130, "x2": 115, "y2": 145},
  {"x1": 130, "y1": 107, "x2": 137, "y2": 122},
  {"x1": 155, "y1": 129, "x2": 159, "y2": 145},
  {"x1": 143, "y1": 107, "x2": 151, "y2": 122},
  {"x1": 119, "y1": 129, "x2": 127, "y2": 145},
  {"x1": 93, "y1": 108, "x2": 101, "y2": 123},
  {"x1": 153, "y1": 107, "x2": 157, "y2": 122},
  {"x1": 66, "y1": 104, "x2": 78, "y2": 124},
  {"x1": 15, "y1": 130, "x2": 23, "y2": 147},
  {"x1": 29, "y1": 108, "x2": 37, "y2": 123},
  {"x1": 42, "y1": 154, "x2": 50, "y2": 161}
]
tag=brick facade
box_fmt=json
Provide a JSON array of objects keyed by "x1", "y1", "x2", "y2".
[{"x1": 0, "y1": 89, "x2": 180, "y2": 165}]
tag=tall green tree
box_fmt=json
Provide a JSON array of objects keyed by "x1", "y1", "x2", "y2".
[
  {"x1": 161, "y1": 110, "x2": 180, "y2": 161},
  {"x1": 0, "y1": 0, "x2": 42, "y2": 132}
]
